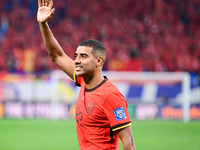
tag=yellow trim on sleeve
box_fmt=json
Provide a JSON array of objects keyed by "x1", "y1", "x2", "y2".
[
  {"x1": 73, "y1": 70, "x2": 76, "y2": 82},
  {"x1": 112, "y1": 123, "x2": 131, "y2": 131}
]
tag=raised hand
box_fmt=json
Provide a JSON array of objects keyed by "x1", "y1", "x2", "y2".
[{"x1": 37, "y1": 0, "x2": 55, "y2": 23}]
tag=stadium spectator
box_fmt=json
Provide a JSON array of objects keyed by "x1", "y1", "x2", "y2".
[{"x1": 0, "y1": 0, "x2": 199, "y2": 73}]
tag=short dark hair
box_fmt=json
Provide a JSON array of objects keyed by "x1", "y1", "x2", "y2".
[{"x1": 79, "y1": 39, "x2": 106, "y2": 65}]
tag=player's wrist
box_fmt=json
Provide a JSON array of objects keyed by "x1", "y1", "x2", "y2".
[{"x1": 38, "y1": 21, "x2": 48, "y2": 27}]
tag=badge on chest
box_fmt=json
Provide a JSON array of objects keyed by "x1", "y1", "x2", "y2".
[{"x1": 87, "y1": 101, "x2": 95, "y2": 115}]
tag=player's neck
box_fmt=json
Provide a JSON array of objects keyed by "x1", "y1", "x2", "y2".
[{"x1": 83, "y1": 72, "x2": 104, "y2": 90}]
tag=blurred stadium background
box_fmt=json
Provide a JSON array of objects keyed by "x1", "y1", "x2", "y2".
[{"x1": 0, "y1": 0, "x2": 200, "y2": 150}]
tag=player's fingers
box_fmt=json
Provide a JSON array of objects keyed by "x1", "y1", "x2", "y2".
[
  {"x1": 42, "y1": 0, "x2": 45, "y2": 6},
  {"x1": 38, "y1": 0, "x2": 42, "y2": 7},
  {"x1": 49, "y1": 0, "x2": 53, "y2": 9},
  {"x1": 44, "y1": 0, "x2": 48, "y2": 6},
  {"x1": 47, "y1": 0, "x2": 50, "y2": 6}
]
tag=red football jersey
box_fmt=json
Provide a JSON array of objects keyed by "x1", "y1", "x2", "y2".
[{"x1": 74, "y1": 75, "x2": 131, "y2": 150}]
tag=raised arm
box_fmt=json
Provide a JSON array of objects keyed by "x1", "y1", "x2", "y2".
[
  {"x1": 117, "y1": 126, "x2": 136, "y2": 150},
  {"x1": 37, "y1": 0, "x2": 75, "y2": 79}
]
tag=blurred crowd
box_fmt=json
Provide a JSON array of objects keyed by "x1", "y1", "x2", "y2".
[{"x1": 0, "y1": 0, "x2": 200, "y2": 73}]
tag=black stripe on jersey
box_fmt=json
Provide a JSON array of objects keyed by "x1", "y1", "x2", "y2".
[
  {"x1": 111, "y1": 121, "x2": 131, "y2": 131},
  {"x1": 110, "y1": 127, "x2": 113, "y2": 143}
]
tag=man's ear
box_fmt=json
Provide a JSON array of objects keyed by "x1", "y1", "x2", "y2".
[{"x1": 96, "y1": 57, "x2": 104, "y2": 67}]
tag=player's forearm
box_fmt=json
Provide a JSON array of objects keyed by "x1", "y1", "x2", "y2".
[
  {"x1": 39, "y1": 22, "x2": 64, "y2": 62},
  {"x1": 117, "y1": 126, "x2": 136, "y2": 150},
  {"x1": 122, "y1": 138, "x2": 136, "y2": 150}
]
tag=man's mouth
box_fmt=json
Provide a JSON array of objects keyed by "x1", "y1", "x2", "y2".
[{"x1": 75, "y1": 65, "x2": 82, "y2": 71}]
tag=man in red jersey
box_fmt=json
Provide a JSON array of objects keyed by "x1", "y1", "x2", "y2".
[{"x1": 37, "y1": 0, "x2": 136, "y2": 149}]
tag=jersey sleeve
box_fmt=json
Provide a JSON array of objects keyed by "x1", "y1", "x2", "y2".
[{"x1": 103, "y1": 90, "x2": 131, "y2": 131}]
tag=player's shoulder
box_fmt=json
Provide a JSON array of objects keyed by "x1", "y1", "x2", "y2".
[
  {"x1": 102, "y1": 79, "x2": 126, "y2": 106},
  {"x1": 103, "y1": 78, "x2": 120, "y2": 94}
]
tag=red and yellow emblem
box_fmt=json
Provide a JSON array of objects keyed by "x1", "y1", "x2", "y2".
[{"x1": 87, "y1": 102, "x2": 95, "y2": 115}]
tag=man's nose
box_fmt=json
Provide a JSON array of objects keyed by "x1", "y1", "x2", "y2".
[{"x1": 75, "y1": 56, "x2": 81, "y2": 64}]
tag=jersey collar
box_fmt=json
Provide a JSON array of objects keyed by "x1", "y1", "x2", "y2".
[{"x1": 85, "y1": 76, "x2": 108, "y2": 92}]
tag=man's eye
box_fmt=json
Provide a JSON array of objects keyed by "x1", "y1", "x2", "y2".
[{"x1": 82, "y1": 55, "x2": 86, "y2": 58}]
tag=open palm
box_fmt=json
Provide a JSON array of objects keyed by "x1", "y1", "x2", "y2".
[{"x1": 37, "y1": 0, "x2": 55, "y2": 23}]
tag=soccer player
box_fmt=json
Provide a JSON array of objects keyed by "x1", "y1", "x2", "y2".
[{"x1": 37, "y1": 0, "x2": 136, "y2": 149}]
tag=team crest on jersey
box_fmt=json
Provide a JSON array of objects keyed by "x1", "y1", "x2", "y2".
[
  {"x1": 113, "y1": 107, "x2": 126, "y2": 121},
  {"x1": 87, "y1": 102, "x2": 95, "y2": 115}
]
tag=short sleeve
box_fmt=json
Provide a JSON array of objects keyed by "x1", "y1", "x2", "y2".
[{"x1": 103, "y1": 90, "x2": 131, "y2": 131}]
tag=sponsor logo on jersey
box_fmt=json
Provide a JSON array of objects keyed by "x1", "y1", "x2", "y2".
[
  {"x1": 76, "y1": 107, "x2": 83, "y2": 127},
  {"x1": 113, "y1": 107, "x2": 126, "y2": 121}
]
